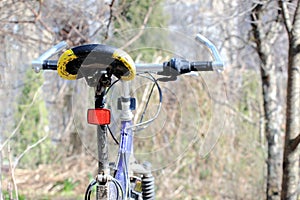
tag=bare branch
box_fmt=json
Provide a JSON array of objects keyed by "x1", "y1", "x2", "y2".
[
  {"x1": 211, "y1": 98, "x2": 257, "y2": 125},
  {"x1": 289, "y1": 133, "x2": 300, "y2": 151},
  {"x1": 279, "y1": 0, "x2": 293, "y2": 34},
  {"x1": 0, "y1": 30, "x2": 51, "y2": 44},
  {"x1": 104, "y1": 0, "x2": 116, "y2": 40},
  {"x1": 250, "y1": 2, "x2": 268, "y2": 65},
  {"x1": 25, "y1": 1, "x2": 54, "y2": 36},
  {"x1": 121, "y1": 1, "x2": 154, "y2": 49},
  {"x1": 13, "y1": 135, "x2": 48, "y2": 168},
  {"x1": 89, "y1": 24, "x2": 105, "y2": 39},
  {"x1": 0, "y1": 20, "x2": 35, "y2": 24},
  {"x1": 0, "y1": 86, "x2": 43, "y2": 151},
  {"x1": 7, "y1": 144, "x2": 18, "y2": 200},
  {"x1": 291, "y1": 0, "x2": 300, "y2": 36},
  {"x1": 7, "y1": 134, "x2": 48, "y2": 200},
  {"x1": 70, "y1": 25, "x2": 90, "y2": 43}
]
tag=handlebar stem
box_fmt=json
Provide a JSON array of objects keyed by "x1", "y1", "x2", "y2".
[{"x1": 135, "y1": 63, "x2": 164, "y2": 73}]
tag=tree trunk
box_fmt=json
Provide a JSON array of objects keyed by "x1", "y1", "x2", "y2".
[
  {"x1": 251, "y1": 3, "x2": 283, "y2": 200},
  {"x1": 0, "y1": 151, "x2": 2, "y2": 200},
  {"x1": 280, "y1": 1, "x2": 300, "y2": 199},
  {"x1": 281, "y1": 37, "x2": 300, "y2": 200}
]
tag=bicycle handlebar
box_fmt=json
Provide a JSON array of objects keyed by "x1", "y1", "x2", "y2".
[
  {"x1": 32, "y1": 41, "x2": 68, "y2": 73},
  {"x1": 32, "y1": 34, "x2": 224, "y2": 77},
  {"x1": 135, "y1": 34, "x2": 224, "y2": 74},
  {"x1": 195, "y1": 34, "x2": 224, "y2": 71}
]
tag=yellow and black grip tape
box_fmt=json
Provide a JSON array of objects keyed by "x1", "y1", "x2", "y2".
[{"x1": 57, "y1": 44, "x2": 136, "y2": 81}]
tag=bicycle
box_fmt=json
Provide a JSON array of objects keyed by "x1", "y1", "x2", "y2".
[{"x1": 32, "y1": 33, "x2": 224, "y2": 200}]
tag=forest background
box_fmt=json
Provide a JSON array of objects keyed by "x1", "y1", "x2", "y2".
[{"x1": 0, "y1": 0, "x2": 299, "y2": 200}]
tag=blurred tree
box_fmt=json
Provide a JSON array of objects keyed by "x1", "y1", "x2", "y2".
[
  {"x1": 14, "y1": 69, "x2": 50, "y2": 167},
  {"x1": 250, "y1": 1, "x2": 283, "y2": 199},
  {"x1": 0, "y1": 0, "x2": 118, "y2": 197},
  {"x1": 278, "y1": 1, "x2": 300, "y2": 200},
  {"x1": 0, "y1": 1, "x2": 47, "y2": 198}
]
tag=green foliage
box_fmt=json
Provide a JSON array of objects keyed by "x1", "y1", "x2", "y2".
[
  {"x1": 199, "y1": 168, "x2": 211, "y2": 180},
  {"x1": 13, "y1": 69, "x2": 51, "y2": 168},
  {"x1": 111, "y1": 0, "x2": 170, "y2": 62},
  {"x1": 3, "y1": 190, "x2": 26, "y2": 200},
  {"x1": 114, "y1": 0, "x2": 167, "y2": 31},
  {"x1": 54, "y1": 178, "x2": 79, "y2": 193},
  {"x1": 238, "y1": 72, "x2": 260, "y2": 115}
]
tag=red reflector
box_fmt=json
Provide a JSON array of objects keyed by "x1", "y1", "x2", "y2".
[{"x1": 87, "y1": 108, "x2": 111, "y2": 125}]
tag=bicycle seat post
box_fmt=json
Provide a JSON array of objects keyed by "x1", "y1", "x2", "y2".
[{"x1": 94, "y1": 73, "x2": 111, "y2": 199}]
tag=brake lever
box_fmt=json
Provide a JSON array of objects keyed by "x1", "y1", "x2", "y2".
[
  {"x1": 157, "y1": 75, "x2": 177, "y2": 82},
  {"x1": 156, "y1": 58, "x2": 191, "y2": 82}
]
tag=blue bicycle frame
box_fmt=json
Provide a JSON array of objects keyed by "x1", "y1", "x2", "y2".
[
  {"x1": 114, "y1": 81, "x2": 135, "y2": 198},
  {"x1": 93, "y1": 79, "x2": 140, "y2": 200},
  {"x1": 114, "y1": 120, "x2": 133, "y2": 197}
]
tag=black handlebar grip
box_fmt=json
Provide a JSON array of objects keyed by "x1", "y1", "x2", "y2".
[
  {"x1": 190, "y1": 61, "x2": 213, "y2": 71},
  {"x1": 42, "y1": 60, "x2": 58, "y2": 70},
  {"x1": 162, "y1": 58, "x2": 213, "y2": 76}
]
